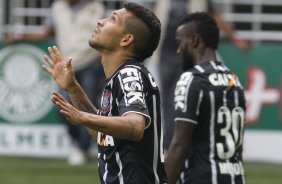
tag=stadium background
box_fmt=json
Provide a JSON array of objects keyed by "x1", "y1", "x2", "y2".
[{"x1": 0, "y1": 0, "x2": 282, "y2": 183}]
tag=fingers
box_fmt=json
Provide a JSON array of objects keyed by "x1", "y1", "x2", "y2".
[
  {"x1": 52, "y1": 46, "x2": 64, "y2": 62},
  {"x1": 51, "y1": 92, "x2": 74, "y2": 112},
  {"x1": 56, "y1": 101, "x2": 71, "y2": 112},
  {"x1": 66, "y1": 57, "x2": 73, "y2": 69},
  {"x1": 52, "y1": 91, "x2": 67, "y2": 103},
  {"x1": 59, "y1": 110, "x2": 70, "y2": 117},
  {"x1": 48, "y1": 47, "x2": 57, "y2": 63},
  {"x1": 52, "y1": 94, "x2": 69, "y2": 108},
  {"x1": 41, "y1": 65, "x2": 53, "y2": 76},
  {"x1": 43, "y1": 55, "x2": 55, "y2": 68},
  {"x1": 58, "y1": 109, "x2": 73, "y2": 123},
  {"x1": 46, "y1": 46, "x2": 73, "y2": 66}
]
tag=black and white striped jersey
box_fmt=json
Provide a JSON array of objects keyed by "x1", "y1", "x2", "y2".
[
  {"x1": 97, "y1": 59, "x2": 167, "y2": 184},
  {"x1": 174, "y1": 61, "x2": 246, "y2": 184}
]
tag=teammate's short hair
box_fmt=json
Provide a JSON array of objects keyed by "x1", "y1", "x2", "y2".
[
  {"x1": 180, "y1": 12, "x2": 219, "y2": 50},
  {"x1": 124, "y1": 2, "x2": 161, "y2": 62}
]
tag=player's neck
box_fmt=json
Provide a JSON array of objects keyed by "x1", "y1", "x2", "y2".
[
  {"x1": 195, "y1": 48, "x2": 216, "y2": 65},
  {"x1": 100, "y1": 52, "x2": 134, "y2": 79}
]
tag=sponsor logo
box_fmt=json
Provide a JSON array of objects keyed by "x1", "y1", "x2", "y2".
[
  {"x1": 0, "y1": 44, "x2": 56, "y2": 124},
  {"x1": 174, "y1": 72, "x2": 192, "y2": 111},
  {"x1": 209, "y1": 73, "x2": 242, "y2": 87},
  {"x1": 120, "y1": 67, "x2": 145, "y2": 105},
  {"x1": 97, "y1": 132, "x2": 115, "y2": 147}
]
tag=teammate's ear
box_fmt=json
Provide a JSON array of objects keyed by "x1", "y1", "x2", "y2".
[
  {"x1": 120, "y1": 34, "x2": 134, "y2": 47},
  {"x1": 191, "y1": 34, "x2": 200, "y2": 48}
]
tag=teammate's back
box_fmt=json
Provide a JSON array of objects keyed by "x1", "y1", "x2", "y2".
[
  {"x1": 175, "y1": 60, "x2": 246, "y2": 184},
  {"x1": 165, "y1": 12, "x2": 246, "y2": 184}
]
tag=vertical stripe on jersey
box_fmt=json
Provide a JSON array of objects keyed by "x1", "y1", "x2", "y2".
[
  {"x1": 118, "y1": 74, "x2": 128, "y2": 106},
  {"x1": 180, "y1": 159, "x2": 189, "y2": 183},
  {"x1": 180, "y1": 171, "x2": 185, "y2": 183},
  {"x1": 137, "y1": 68, "x2": 146, "y2": 106},
  {"x1": 234, "y1": 90, "x2": 239, "y2": 107},
  {"x1": 115, "y1": 152, "x2": 124, "y2": 184},
  {"x1": 152, "y1": 95, "x2": 160, "y2": 184},
  {"x1": 160, "y1": 121, "x2": 165, "y2": 163},
  {"x1": 109, "y1": 79, "x2": 114, "y2": 116},
  {"x1": 184, "y1": 76, "x2": 194, "y2": 112},
  {"x1": 98, "y1": 153, "x2": 101, "y2": 167},
  {"x1": 227, "y1": 159, "x2": 235, "y2": 184},
  {"x1": 209, "y1": 91, "x2": 217, "y2": 184},
  {"x1": 196, "y1": 90, "x2": 203, "y2": 116},
  {"x1": 223, "y1": 90, "x2": 227, "y2": 106},
  {"x1": 103, "y1": 154, "x2": 108, "y2": 183}
]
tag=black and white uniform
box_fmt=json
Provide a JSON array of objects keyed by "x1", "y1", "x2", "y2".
[
  {"x1": 97, "y1": 59, "x2": 167, "y2": 184},
  {"x1": 174, "y1": 61, "x2": 246, "y2": 184},
  {"x1": 160, "y1": 0, "x2": 215, "y2": 150}
]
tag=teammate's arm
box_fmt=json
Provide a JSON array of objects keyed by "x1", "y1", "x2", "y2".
[
  {"x1": 165, "y1": 121, "x2": 195, "y2": 184},
  {"x1": 52, "y1": 91, "x2": 145, "y2": 141}
]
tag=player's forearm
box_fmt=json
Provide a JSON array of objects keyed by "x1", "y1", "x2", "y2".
[
  {"x1": 165, "y1": 143, "x2": 187, "y2": 184},
  {"x1": 67, "y1": 82, "x2": 98, "y2": 114},
  {"x1": 80, "y1": 112, "x2": 145, "y2": 141}
]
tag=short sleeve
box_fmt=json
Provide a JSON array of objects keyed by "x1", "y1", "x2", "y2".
[
  {"x1": 116, "y1": 67, "x2": 151, "y2": 127},
  {"x1": 174, "y1": 72, "x2": 203, "y2": 124}
]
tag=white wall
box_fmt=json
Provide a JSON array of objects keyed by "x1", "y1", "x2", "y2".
[{"x1": 244, "y1": 130, "x2": 282, "y2": 163}]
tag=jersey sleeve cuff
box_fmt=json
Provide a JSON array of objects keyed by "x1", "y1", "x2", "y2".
[
  {"x1": 122, "y1": 111, "x2": 151, "y2": 129},
  {"x1": 174, "y1": 117, "x2": 198, "y2": 125}
]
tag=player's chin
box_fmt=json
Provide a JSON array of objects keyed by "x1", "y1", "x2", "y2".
[{"x1": 88, "y1": 39, "x2": 96, "y2": 47}]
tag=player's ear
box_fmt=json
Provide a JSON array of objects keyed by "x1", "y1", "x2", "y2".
[{"x1": 120, "y1": 34, "x2": 134, "y2": 47}]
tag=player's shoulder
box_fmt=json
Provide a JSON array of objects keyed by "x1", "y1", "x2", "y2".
[
  {"x1": 116, "y1": 60, "x2": 158, "y2": 91},
  {"x1": 191, "y1": 61, "x2": 230, "y2": 74},
  {"x1": 117, "y1": 61, "x2": 144, "y2": 80},
  {"x1": 176, "y1": 71, "x2": 199, "y2": 90},
  {"x1": 179, "y1": 67, "x2": 203, "y2": 83}
]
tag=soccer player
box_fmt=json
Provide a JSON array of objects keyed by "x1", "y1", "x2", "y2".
[
  {"x1": 165, "y1": 12, "x2": 246, "y2": 184},
  {"x1": 42, "y1": 2, "x2": 167, "y2": 184}
]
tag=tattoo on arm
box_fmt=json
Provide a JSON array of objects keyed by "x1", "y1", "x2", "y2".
[
  {"x1": 68, "y1": 86, "x2": 97, "y2": 114},
  {"x1": 78, "y1": 101, "x2": 97, "y2": 114}
]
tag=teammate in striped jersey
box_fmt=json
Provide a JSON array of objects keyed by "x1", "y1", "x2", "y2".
[
  {"x1": 42, "y1": 2, "x2": 167, "y2": 183},
  {"x1": 165, "y1": 12, "x2": 246, "y2": 184}
]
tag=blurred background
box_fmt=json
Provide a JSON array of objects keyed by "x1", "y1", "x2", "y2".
[{"x1": 0, "y1": 0, "x2": 282, "y2": 184}]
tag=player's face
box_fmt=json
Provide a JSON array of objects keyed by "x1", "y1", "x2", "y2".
[
  {"x1": 176, "y1": 24, "x2": 195, "y2": 71},
  {"x1": 89, "y1": 8, "x2": 130, "y2": 52}
]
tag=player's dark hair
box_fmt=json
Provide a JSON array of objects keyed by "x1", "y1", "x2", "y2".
[
  {"x1": 180, "y1": 12, "x2": 219, "y2": 50},
  {"x1": 124, "y1": 2, "x2": 161, "y2": 62}
]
